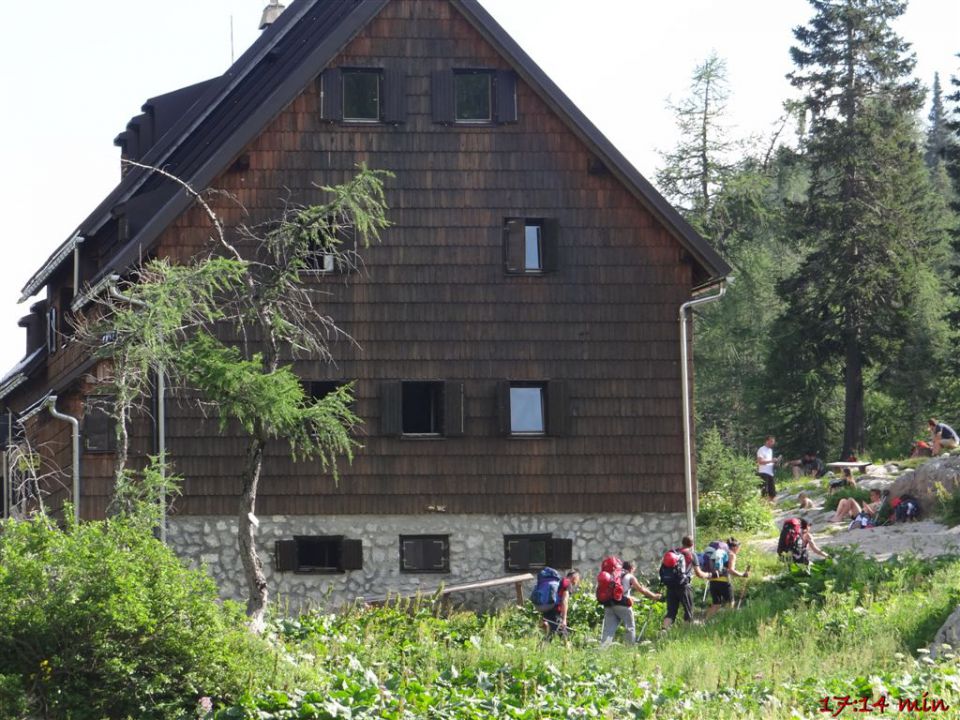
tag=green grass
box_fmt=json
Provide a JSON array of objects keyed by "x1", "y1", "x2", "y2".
[{"x1": 210, "y1": 547, "x2": 960, "y2": 719}]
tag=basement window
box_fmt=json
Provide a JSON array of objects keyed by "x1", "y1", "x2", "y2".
[
  {"x1": 504, "y1": 534, "x2": 574, "y2": 572},
  {"x1": 274, "y1": 536, "x2": 363, "y2": 573},
  {"x1": 400, "y1": 535, "x2": 450, "y2": 573}
]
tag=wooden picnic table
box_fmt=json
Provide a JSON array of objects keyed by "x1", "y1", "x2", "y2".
[{"x1": 826, "y1": 460, "x2": 871, "y2": 473}]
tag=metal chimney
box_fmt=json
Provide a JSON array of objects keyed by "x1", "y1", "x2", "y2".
[{"x1": 259, "y1": 0, "x2": 286, "y2": 30}]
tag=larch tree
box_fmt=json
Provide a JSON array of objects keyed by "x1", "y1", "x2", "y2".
[{"x1": 783, "y1": 0, "x2": 953, "y2": 457}]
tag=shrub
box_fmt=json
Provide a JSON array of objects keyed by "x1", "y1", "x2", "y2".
[
  {"x1": 0, "y1": 514, "x2": 269, "y2": 719},
  {"x1": 697, "y1": 427, "x2": 773, "y2": 531}
]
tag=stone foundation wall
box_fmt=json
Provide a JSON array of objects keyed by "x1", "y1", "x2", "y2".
[{"x1": 167, "y1": 512, "x2": 687, "y2": 613}]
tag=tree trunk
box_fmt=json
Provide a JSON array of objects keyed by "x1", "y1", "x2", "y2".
[
  {"x1": 842, "y1": 334, "x2": 865, "y2": 459},
  {"x1": 238, "y1": 430, "x2": 268, "y2": 633}
]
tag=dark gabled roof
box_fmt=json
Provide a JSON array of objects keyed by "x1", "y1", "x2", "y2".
[{"x1": 21, "y1": 0, "x2": 728, "y2": 304}]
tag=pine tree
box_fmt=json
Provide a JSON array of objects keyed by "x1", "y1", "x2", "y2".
[
  {"x1": 656, "y1": 53, "x2": 738, "y2": 247},
  {"x1": 926, "y1": 73, "x2": 950, "y2": 170},
  {"x1": 783, "y1": 0, "x2": 953, "y2": 457}
]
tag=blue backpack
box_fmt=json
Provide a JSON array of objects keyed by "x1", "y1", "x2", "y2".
[
  {"x1": 530, "y1": 567, "x2": 562, "y2": 612},
  {"x1": 701, "y1": 541, "x2": 729, "y2": 575}
]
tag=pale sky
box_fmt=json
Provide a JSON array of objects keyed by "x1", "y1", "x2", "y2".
[{"x1": 1, "y1": 0, "x2": 958, "y2": 376}]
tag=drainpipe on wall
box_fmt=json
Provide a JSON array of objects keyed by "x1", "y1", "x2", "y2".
[
  {"x1": 46, "y1": 396, "x2": 81, "y2": 525},
  {"x1": 679, "y1": 280, "x2": 728, "y2": 545},
  {"x1": 109, "y1": 282, "x2": 167, "y2": 543},
  {"x1": 72, "y1": 236, "x2": 86, "y2": 298}
]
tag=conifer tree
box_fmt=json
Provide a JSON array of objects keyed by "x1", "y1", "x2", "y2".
[{"x1": 782, "y1": 0, "x2": 952, "y2": 457}]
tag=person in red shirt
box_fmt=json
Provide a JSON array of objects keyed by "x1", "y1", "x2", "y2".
[{"x1": 541, "y1": 569, "x2": 580, "y2": 638}]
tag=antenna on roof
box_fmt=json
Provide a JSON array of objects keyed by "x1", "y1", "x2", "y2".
[{"x1": 259, "y1": 0, "x2": 286, "y2": 30}]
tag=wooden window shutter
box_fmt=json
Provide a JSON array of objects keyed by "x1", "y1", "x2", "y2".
[
  {"x1": 496, "y1": 381, "x2": 512, "y2": 435},
  {"x1": 383, "y1": 67, "x2": 406, "y2": 124},
  {"x1": 547, "y1": 380, "x2": 568, "y2": 437},
  {"x1": 425, "y1": 538, "x2": 447, "y2": 570},
  {"x1": 340, "y1": 539, "x2": 363, "y2": 571},
  {"x1": 506, "y1": 538, "x2": 530, "y2": 571},
  {"x1": 380, "y1": 381, "x2": 402, "y2": 437},
  {"x1": 443, "y1": 381, "x2": 464, "y2": 437},
  {"x1": 319, "y1": 67, "x2": 343, "y2": 122},
  {"x1": 547, "y1": 538, "x2": 573, "y2": 570},
  {"x1": 431, "y1": 70, "x2": 455, "y2": 124},
  {"x1": 401, "y1": 538, "x2": 422, "y2": 570},
  {"x1": 541, "y1": 218, "x2": 560, "y2": 273},
  {"x1": 503, "y1": 219, "x2": 524, "y2": 272},
  {"x1": 275, "y1": 539, "x2": 298, "y2": 572},
  {"x1": 495, "y1": 70, "x2": 518, "y2": 123}
]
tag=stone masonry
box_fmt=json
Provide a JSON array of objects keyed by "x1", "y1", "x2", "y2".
[{"x1": 167, "y1": 512, "x2": 687, "y2": 613}]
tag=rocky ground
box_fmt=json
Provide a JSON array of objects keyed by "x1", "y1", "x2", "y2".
[{"x1": 757, "y1": 455, "x2": 960, "y2": 561}]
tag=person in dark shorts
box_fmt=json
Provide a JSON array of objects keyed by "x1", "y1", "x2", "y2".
[
  {"x1": 704, "y1": 538, "x2": 750, "y2": 620},
  {"x1": 661, "y1": 535, "x2": 711, "y2": 630},
  {"x1": 756, "y1": 435, "x2": 778, "y2": 500},
  {"x1": 541, "y1": 569, "x2": 580, "y2": 639}
]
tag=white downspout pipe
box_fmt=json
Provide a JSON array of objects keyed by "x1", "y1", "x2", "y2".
[
  {"x1": 46, "y1": 396, "x2": 81, "y2": 525},
  {"x1": 679, "y1": 281, "x2": 728, "y2": 545},
  {"x1": 72, "y1": 236, "x2": 85, "y2": 298},
  {"x1": 110, "y1": 282, "x2": 167, "y2": 543}
]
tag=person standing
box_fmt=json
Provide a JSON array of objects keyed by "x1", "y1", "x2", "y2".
[
  {"x1": 929, "y1": 418, "x2": 959, "y2": 454},
  {"x1": 600, "y1": 561, "x2": 661, "y2": 646},
  {"x1": 756, "y1": 435, "x2": 778, "y2": 500},
  {"x1": 661, "y1": 536, "x2": 711, "y2": 630},
  {"x1": 704, "y1": 538, "x2": 750, "y2": 620},
  {"x1": 541, "y1": 569, "x2": 580, "y2": 639}
]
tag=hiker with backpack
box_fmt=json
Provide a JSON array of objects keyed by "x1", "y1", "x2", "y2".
[
  {"x1": 703, "y1": 538, "x2": 750, "y2": 620},
  {"x1": 660, "y1": 535, "x2": 711, "y2": 630},
  {"x1": 597, "y1": 558, "x2": 661, "y2": 646},
  {"x1": 530, "y1": 568, "x2": 580, "y2": 639},
  {"x1": 778, "y1": 518, "x2": 830, "y2": 565}
]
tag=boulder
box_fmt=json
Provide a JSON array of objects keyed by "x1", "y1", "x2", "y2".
[
  {"x1": 930, "y1": 604, "x2": 960, "y2": 659},
  {"x1": 888, "y1": 456, "x2": 960, "y2": 512}
]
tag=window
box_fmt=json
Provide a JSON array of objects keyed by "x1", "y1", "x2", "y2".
[
  {"x1": 497, "y1": 380, "x2": 568, "y2": 437},
  {"x1": 274, "y1": 535, "x2": 363, "y2": 573},
  {"x1": 432, "y1": 69, "x2": 517, "y2": 125},
  {"x1": 319, "y1": 67, "x2": 405, "y2": 124},
  {"x1": 503, "y1": 218, "x2": 559, "y2": 273},
  {"x1": 455, "y1": 71, "x2": 492, "y2": 122},
  {"x1": 400, "y1": 535, "x2": 450, "y2": 573},
  {"x1": 504, "y1": 534, "x2": 573, "y2": 572},
  {"x1": 303, "y1": 380, "x2": 342, "y2": 401},
  {"x1": 82, "y1": 396, "x2": 117, "y2": 453},
  {"x1": 343, "y1": 69, "x2": 381, "y2": 121},
  {"x1": 511, "y1": 385, "x2": 544, "y2": 434},
  {"x1": 380, "y1": 381, "x2": 464, "y2": 438}
]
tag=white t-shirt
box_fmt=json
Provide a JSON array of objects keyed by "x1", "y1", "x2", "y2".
[
  {"x1": 622, "y1": 572, "x2": 636, "y2": 600},
  {"x1": 757, "y1": 445, "x2": 774, "y2": 476}
]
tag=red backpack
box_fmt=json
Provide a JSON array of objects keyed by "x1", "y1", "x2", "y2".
[
  {"x1": 596, "y1": 556, "x2": 626, "y2": 606},
  {"x1": 777, "y1": 518, "x2": 808, "y2": 563}
]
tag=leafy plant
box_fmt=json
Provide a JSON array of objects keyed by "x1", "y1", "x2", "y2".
[{"x1": 697, "y1": 427, "x2": 773, "y2": 531}]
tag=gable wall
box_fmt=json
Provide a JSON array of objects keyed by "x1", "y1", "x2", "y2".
[{"x1": 131, "y1": 0, "x2": 695, "y2": 517}]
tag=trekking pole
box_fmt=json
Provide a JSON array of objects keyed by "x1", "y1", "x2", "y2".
[
  {"x1": 638, "y1": 601, "x2": 655, "y2": 640},
  {"x1": 736, "y1": 565, "x2": 752, "y2": 610}
]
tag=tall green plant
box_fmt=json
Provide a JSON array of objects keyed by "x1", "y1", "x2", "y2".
[{"x1": 696, "y1": 427, "x2": 773, "y2": 531}]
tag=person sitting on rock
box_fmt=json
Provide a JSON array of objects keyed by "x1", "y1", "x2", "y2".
[
  {"x1": 929, "y1": 418, "x2": 959, "y2": 455},
  {"x1": 830, "y1": 488, "x2": 882, "y2": 523},
  {"x1": 797, "y1": 491, "x2": 815, "y2": 510},
  {"x1": 786, "y1": 451, "x2": 826, "y2": 479}
]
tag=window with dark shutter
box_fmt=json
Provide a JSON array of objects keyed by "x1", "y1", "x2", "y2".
[
  {"x1": 504, "y1": 218, "x2": 558, "y2": 274},
  {"x1": 342, "y1": 69, "x2": 382, "y2": 122},
  {"x1": 380, "y1": 381, "x2": 402, "y2": 437},
  {"x1": 319, "y1": 67, "x2": 343, "y2": 122},
  {"x1": 504, "y1": 533, "x2": 550, "y2": 571},
  {"x1": 547, "y1": 380, "x2": 568, "y2": 437},
  {"x1": 82, "y1": 396, "x2": 117, "y2": 454},
  {"x1": 274, "y1": 536, "x2": 363, "y2": 574},
  {"x1": 454, "y1": 71, "x2": 492, "y2": 122},
  {"x1": 547, "y1": 538, "x2": 574, "y2": 569},
  {"x1": 495, "y1": 70, "x2": 518, "y2": 123},
  {"x1": 499, "y1": 381, "x2": 569, "y2": 437},
  {"x1": 400, "y1": 535, "x2": 450, "y2": 573},
  {"x1": 383, "y1": 67, "x2": 406, "y2": 124},
  {"x1": 442, "y1": 381, "x2": 464, "y2": 437},
  {"x1": 401, "y1": 382, "x2": 443, "y2": 435}
]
